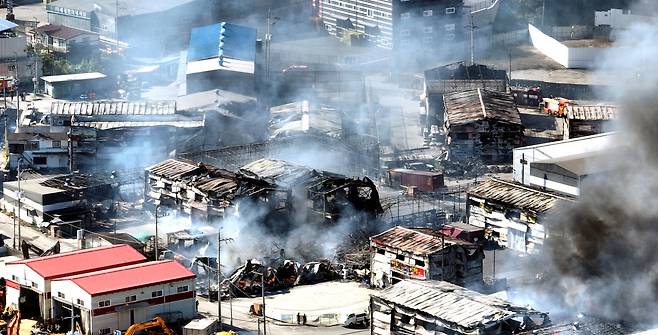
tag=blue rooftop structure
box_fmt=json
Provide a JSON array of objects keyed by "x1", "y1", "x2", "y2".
[
  {"x1": 0, "y1": 19, "x2": 18, "y2": 32},
  {"x1": 187, "y1": 22, "x2": 256, "y2": 63}
]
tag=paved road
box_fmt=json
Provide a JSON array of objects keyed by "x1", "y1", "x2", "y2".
[{"x1": 197, "y1": 298, "x2": 368, "y2": 335}]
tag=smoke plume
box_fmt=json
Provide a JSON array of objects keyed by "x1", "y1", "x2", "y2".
[{"x1": 533, "y1": 18, "x2": 658, "y2": 324}]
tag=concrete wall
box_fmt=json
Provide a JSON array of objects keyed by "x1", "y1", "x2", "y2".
[
  {"x1": 528, "y1": 24, "x2": 605, "y2": 69},
  {"x1": 595, "y1": 9, "x2": 658, "y2": 30}
]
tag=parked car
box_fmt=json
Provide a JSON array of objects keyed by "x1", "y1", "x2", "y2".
[{"x1": 344, "y1": 313, "x2": 368, "y2": 328}]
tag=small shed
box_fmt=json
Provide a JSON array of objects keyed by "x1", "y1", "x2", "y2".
[
  {"x1": 387, "y1": 168, "x2": 444, "y2": 192},
  {"x1": 183, "y1": 318, "x2": 218, "y2": 335},
  {"x1": 41, "y1": 72, "x2": 110, "y2": 99}
]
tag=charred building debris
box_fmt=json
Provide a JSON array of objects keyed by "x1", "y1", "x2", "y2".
[
  {"x1": 369, "y1": 226, "x2": 484, "y2": 289},
  {"x1": 145, "y1": 158, "x2": 382, "y2": 225},
  {"x1": 423, "y1": 62, "x2": 508, "y2": 141},
  {"x1": 467, "y1": 178, "x2": 576, "y2": 254},
  {"x1": 371, "y1": 279, "x2": 550, "y2": 335},
  {"x1": 443, "y1": 88, "x2": 525, "y2": 164}
]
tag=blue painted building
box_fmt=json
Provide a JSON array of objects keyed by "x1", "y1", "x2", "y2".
[{"x1": 186, "y1": 22, "x2": 257, "y2": 95}]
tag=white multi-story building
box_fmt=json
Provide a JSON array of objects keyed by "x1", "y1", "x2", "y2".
[
  {"x1": 316, "y1": 0, "x2": 465, "y2": 50},
  {"x1": 4, "y1": 245, "x2": 146, "y2": 320},
  {"x1": 50, "y1": 260, "x2": 196, "y2": 335}
]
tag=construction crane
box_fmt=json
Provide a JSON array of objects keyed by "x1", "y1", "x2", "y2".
[{"x1": 124, "y1": 317, "x2": 174, "y2": 335}]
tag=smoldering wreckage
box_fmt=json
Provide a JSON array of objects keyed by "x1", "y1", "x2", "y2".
[{"x1": 145, "y1": 157, "x2": 382, "y2": 300}]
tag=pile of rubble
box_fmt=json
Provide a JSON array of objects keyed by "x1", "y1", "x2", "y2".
[
  {"x1": 214, "y1": 259, "x2": 341, "y2": 300},
  {"x1": 442, "y1": 160, "x2": 512, "y2": 178}
]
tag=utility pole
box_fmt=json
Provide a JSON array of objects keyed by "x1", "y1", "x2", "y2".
[
  {"x1": 217, "y1": 228, "x2": 233, "y2": 331},
  {"x1": 17, "y1": 157, "x2": 22, "y2": 248},
  {"x1": 154, "y1": 204, "x2": 160, "y2": 260},
  {"x1": 67, "y1": 128, "x2": 73, "y2": 173},
  {"x1": 469, "y1": 14, "x2": 476, "y2": 65}
]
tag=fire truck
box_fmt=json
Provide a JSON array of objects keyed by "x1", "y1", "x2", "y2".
[{"x1": 540, "y1": 97, "x2": 572, "y2": 117}]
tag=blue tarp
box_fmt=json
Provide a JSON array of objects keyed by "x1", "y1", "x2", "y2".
[
  {"x1": 187, "y1": 22, "x2": 256, "y2": 63},
  {"x1": 0, "y1": 19, "x2": 18, "y2": 33}
]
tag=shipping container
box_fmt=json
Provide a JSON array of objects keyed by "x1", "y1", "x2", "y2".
[
  {"x1": 183, "y1": 318, "x2": 218, "y2": 335},
  {"x1": 387, "y1": 168, "x2": 444, "y2": 192}
]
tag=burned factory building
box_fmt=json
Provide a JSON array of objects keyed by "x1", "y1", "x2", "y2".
[
  {"x1": 423, "y1": 62, "x2": 508, "y2": 134},
  {"x1": 370, "y1": 280, "x2": 549, "y2": 335},
  {"x1": 443, "y1": 88, "x2": 524, "y2": 164},
  {"x1": 467, "y1": 178, "x2": 575, "y2": 253},
  {"x1": 144, "y1": 158, "x2": 381, "y2": 225},
  {"x1": 369, "y1": 226, "x2": 483, "y2": 289}
]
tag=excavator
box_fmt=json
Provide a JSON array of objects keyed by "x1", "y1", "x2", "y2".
[{"x1": 124, "y1": 317, "x2": 174, "y2": 335}]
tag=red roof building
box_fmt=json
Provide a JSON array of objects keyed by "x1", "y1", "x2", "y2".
[
  {"x1": 4, "y1": 245, "x2": 146, "y2": 320},
  {"x1": 57, "y1": 260, "x2": 195, "y2": 296},
  {"x1": 51, "y1": 261, "x2": 197, "y2": 334}
]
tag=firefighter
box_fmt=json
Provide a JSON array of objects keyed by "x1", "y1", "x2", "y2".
[
  {"x1": 297, "y1": 313, "x2": 301, "y2": 325},
  {"x1": 302, "y1": 314, "x2": 307, "y2": 325}
]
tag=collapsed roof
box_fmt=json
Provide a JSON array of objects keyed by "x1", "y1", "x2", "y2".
[
  {"x1": 468, "y1": 178, "x2": 575, "y2": 214},
  {"x1": 269, "y1": 101, "x2": 343, "y2": 140},
  {"x1": 444, "y1": 89, "x2": 522, "y2": 127}
]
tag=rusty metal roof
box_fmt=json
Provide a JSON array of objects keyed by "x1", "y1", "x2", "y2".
[
  {"x1": 146, "y1": 159, "x2": 201, "y2": 180},
  {"x1": 468, "y1": 178, "x2": 575, "y2": 213},
  {"x1": 50, "y1": 100, "x2": 177, "y2": 116},
  {"x1": 370, "y1": 226, "x2": 470, "y2": 255},
  {"x1": 444, "y1": 89, "x2": 522, "y2": 127},
  {"x1": 567, "y1": 105, "x2": 618, "y2": 120},
  {"x1": 375, "y1": 280, "x2": 547, "y2": 333}
]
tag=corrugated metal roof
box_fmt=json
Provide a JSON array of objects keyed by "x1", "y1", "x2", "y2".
[
  {"x1": 0, "y1": 19, "x2": 18, "y2": 32},
  {"x1": 73, "y1": 120, "x2": 204, "y2": 129},
  {"x1": 240, "y1": 158, "x2": 312, "y2": 185},
  {"x1": 50, "y1": 100, "x2": 176, "y2": 115},
  {"x1": 57, "y1": 260, "x2": 195, "y2": 296},
  {"x1": 7, "y1": 244, "x2": 146, "y2": 279},
  {"x1": 468, "y1": 178, "x2": 574, "y2": 213},
  {"x1": 187, "y1": 22, "x2": 256, "y2": 62},
  {"x1": 370, "y1": 226, "x2": 470, "y2": 255},
  {"x1": 444, "y1": 89, "x2": 522, "y2": 126},
  {"x1": 567, "y1": 105, "x2": 618, "y2": 120},
  {"x1": 146, "y1": 159, "x2": 201, "y2": 179},
  {"x1": 375, "y1": 280, "x2": 544, "y2": 331}
]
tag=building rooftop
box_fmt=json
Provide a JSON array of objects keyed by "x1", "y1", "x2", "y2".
[
  {"x1": 47, "y1": 0, "x2": 197, "y2": 16},
  {"x1": 374, "y1": 280, "x2": 547, "y2": 333},
  {"x1": 444, "y1": 89, "x2": 522, "y2": 127},
  {"x1": 468, "y1": 178, "x2": 575, "y2": 213},
  {"x1": 370, "y1": 226, "x2": 471, "y2": 255},
  {"x1": 0, "y1": 19, "x2": 17, "y2": 33},
  {"x1": 35, "y1": 24, "x2": 97, "y2": 40},
  {"x1": 49, "y1": 100, "x2": 176, "y2": 116},
  {"x1": 425, "y1": 62, "x2": 507, "y2": 81},
  {"x1": 55, "y1": 260, "x2": 195, "y2": 296},
  {"x1": 7, "y1": 244, "x2": 146, "y2": 279},
  {"x1": 96, "y1": 233, "x2": 144, "y2": 251},
  {"x1": 41, "y1": 72, "x2": 107, "y2": 83}
]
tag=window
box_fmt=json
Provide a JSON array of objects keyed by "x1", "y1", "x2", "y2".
[
  {"x1": 400, "y1": 29, "x2": 410, "y2": 37},
  {"x1": 177, "y1": 286, "x2": 189, "y2": 293},
  {"x1": 415, "y1": 259, "x2": 425, "y2": 267},
  {"x1": 52, "y1": 140, "x2": 61, "y2": 148},
  {"x1": 445, "y1": 7, "x2": 456, "y2": 14},
  {"x1": 377, "y1": 248, "x2": 385, "y2": 255},
  {"x1": 99, "y1": 328, "x2": 111, "y2": 335},
  {"x1": 423, "y1": 10, "x2": 433, "y2": 16},
  {"x1": 151, "y1": 290, "x2": 163, "y2": 298},
  {"x1": 33, "y1": 157, "x2": 47, "y2": 165},
  {"x1": 58, "y1": 292, "x2": 65, "y2": 299},
  {"x1": 98, "y1": 300, "x2": 110, "y2": 307},
  {"x1": 11, "y1": 275, "x2": 18, "y2": 281},
  {"x1": 125, "y1": 295, "x2": 136, "y2": 303},
  {"x1": 396, "y1": 254, "x2": 405, "y2": 261},
  {"x1": 423, "y1": 36, "x2": 433, "y2": 43},
  {"x1": 445, "y1": 33, "x2": 456, "y2": 41},
  {"x1": 76, "y1": 298, "x2": 84, "y2": 306},
  {"x1": 29, "y1": 141, "x2": 39, "y2": 150},
  {"x1": 444, "y1": 23, "x2": 455, "y2": 31},
  {"x1": 400, "y1": 12, "x2": 410, "y2": 19},
  {"x1": 31, "y1": 281, "x2": 37, "y2": 288},
  {"x1": 424, "y1": 26, "x2": 433, "y2": 34}
]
